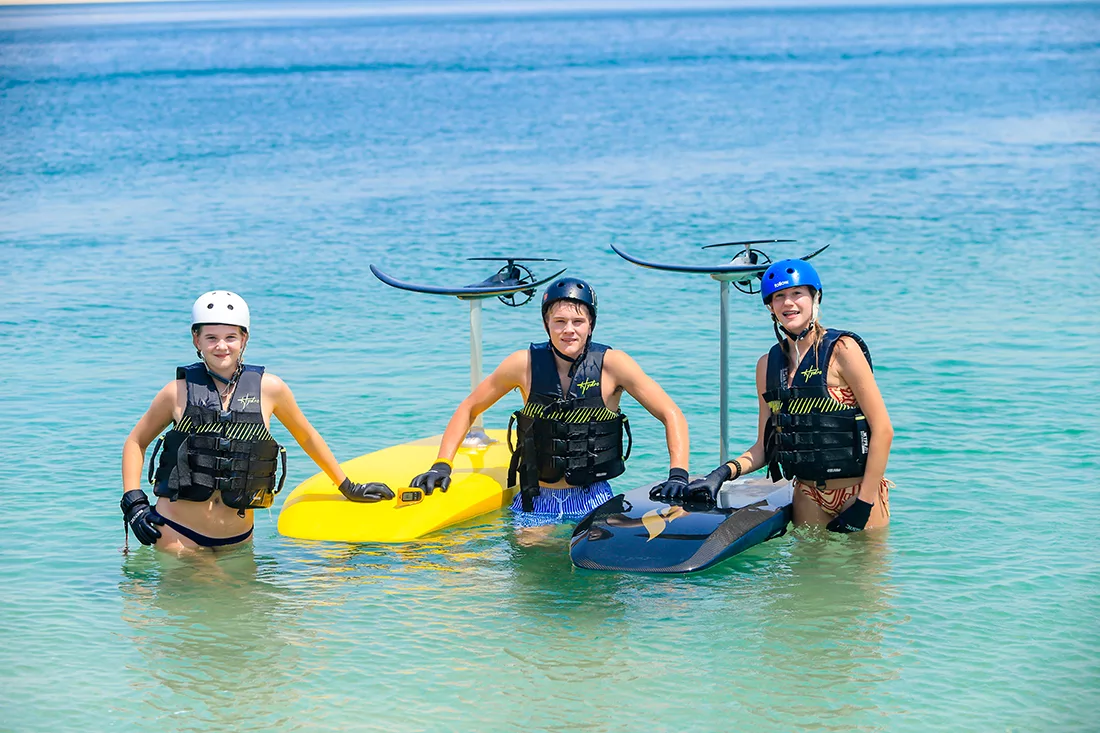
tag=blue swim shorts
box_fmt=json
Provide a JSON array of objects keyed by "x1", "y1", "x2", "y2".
[{"x1": 510, "y1": 481, "x2": 614, "y2": 528}]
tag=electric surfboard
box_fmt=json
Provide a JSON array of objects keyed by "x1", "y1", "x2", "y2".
[
  {"x1": 570, "y1": 477, "x2": 793, "y2": 573},
  {"x1": 277, "y1": 430, "x2": 515, "y2": 542},
  {"x1": 280, "y1": 257, "x2": 561, "y2": 543}
]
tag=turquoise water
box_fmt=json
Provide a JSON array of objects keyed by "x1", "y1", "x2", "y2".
[{"x1": 2, "y1": 2, "x2": 1099, "y2": 730}]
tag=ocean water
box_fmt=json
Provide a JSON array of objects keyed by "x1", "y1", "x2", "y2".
[{"x1": 1, "y1": 2, "x2": 1098, "y2": 731}]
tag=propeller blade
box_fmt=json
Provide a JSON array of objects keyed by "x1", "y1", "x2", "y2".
[
  {"x1": 466, "y1": 257, "x2": 562, "y2": 262},
  {"x1": 370, "y1": 264, "x2": 568, "y2": 300},
  {"x1": 701, "y1": 239, "x2": 796, "y2": 250}
]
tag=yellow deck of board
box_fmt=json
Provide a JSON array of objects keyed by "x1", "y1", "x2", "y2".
[{"x1": 277, "y1": 430, "x2": 514, "y2": 542}]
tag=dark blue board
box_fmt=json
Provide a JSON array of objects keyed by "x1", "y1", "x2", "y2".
[{"x1": 570, "y1": 479, "x2": 793, "y2": 574}]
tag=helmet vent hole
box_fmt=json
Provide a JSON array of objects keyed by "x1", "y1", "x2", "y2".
[
  {"x1": 227, "y1": 305, "x2": 234, "y2": 310},
  {"x1": 786, "y1": 268, "x2": 794, "y2": 274},
  {"x1": 207, "y1": 303, "x2": 214, "y2": 309}
]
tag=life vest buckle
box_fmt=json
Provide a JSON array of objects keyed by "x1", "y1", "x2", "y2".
[
  {"x1": 217, "y1": 437, "x2": 232, "y2": 452},
  {"x1": 217, "y1": 410, "x2": 233, "y2": 423}
]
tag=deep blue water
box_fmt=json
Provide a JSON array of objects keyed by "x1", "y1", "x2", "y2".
[{"x1": 1, "y1": 2, "x2": 1098, "y2": 731}]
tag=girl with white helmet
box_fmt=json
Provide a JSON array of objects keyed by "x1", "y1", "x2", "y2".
[
  {"x1": 654, "y1": 260, "x2": 894, "y2": 532},
  {"x1": 120, "y1": 291, "x2": 392, "y2": 552}
]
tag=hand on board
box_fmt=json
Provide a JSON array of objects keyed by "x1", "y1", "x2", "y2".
[
  {"x1": 649, "y1": 467, "x2": 690, "y2": 502},
  {"x1": 338, "y1": 478, "x2": 395, "y2": 503},
  {"x1": 410, "y1": 461, "x2": 453, "y2": 496},
  {"x1": 685, "y1": 463, "x2": 733, "y2": 503}
]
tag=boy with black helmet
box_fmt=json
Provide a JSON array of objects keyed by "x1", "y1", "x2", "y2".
[
  {"x1": 409, "y1": 277, "x2": 690, "y2": 531},
  {"x1": 121, "y1": 291, "x2": 393, "y2": 552}
]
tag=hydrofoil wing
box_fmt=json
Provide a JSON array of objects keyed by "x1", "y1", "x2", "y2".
[
  {"x1": 370, "y1": 264, "x2": 567, "y2": 300},
  {"x1": 610, "y1": 243, "x2": 829, "y2": 282}
]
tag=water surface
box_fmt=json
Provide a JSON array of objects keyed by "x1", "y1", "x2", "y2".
[{"x1": 1, "y1": 3, "x2": 1098, "y2": 731}]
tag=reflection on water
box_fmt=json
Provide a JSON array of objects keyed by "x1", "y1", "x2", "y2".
[
  {"x1": 747, "y1": 529, "x2": 902, "y2": 731},
  {"x1": 110, "y1": 521, "x2": 903, "y2": 732},
  {"x1": 119, "y1": 547, "x2": 306, "y2": 732}
]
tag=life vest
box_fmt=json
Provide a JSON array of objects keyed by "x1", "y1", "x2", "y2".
[
  {"x1": 762, "y1": 329, "x2": 873, "y2": 487},
  {"x1": 149, "y1": 363, "x2": 286, "y2": 515},
  {"x1": 507, "y1": 342, "x2": 631, "y2": 511}
]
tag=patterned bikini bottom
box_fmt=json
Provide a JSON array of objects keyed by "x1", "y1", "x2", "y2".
[{"x1": 795, "y1": 478, "x2": 893, "y2": 518}]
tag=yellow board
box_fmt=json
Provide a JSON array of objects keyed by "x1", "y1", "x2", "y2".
[{"x1": 277, "y1": 430, "x2": 514, "y2": 543}]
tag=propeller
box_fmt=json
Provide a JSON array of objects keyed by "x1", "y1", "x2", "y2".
[{"x1": 467, "y1": 258, "x2": 562, "y2": 307}]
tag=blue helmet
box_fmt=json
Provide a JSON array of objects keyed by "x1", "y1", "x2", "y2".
[{"x1": 760, "y1": 259, "x2": 822, "y2": 304}]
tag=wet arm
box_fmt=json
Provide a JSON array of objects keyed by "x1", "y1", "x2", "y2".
[
  {"x1": 121, "y1": 382, "x2": 177, "y2": 492},
  {"x1": 269, "y1": 376, "x2": 348, "y2": 486},
  {"x1": 609, "y1": 351, "x2": 689, "y2": 470},
  {"x1": 718, "y1": 355, "x2": 771, "y2": 476},
  {"x1": 836, "y1": 337, "x2": 893, "y2": 503},
  {"x1": 434, "y1": 351, "x2": 527, "y2": 463}
]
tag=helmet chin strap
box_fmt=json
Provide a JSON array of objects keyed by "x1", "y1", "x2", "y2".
[
  {"x1": 198, "y1": 344, "x2": 245, "y2": 397},
  {"x1": 550, "y1": 336, "x2": 592, "y2": 378}
]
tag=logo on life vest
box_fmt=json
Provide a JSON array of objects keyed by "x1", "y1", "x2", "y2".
[
  {"x1": 799, "y1": 365, "x2": 822, "y2": 382},
  {"x1": 238, "y1": 394, "x2": 259, "y2": 408},
  {"x1": 576, "y1": 379, "x2": 600, "y2": 395}
]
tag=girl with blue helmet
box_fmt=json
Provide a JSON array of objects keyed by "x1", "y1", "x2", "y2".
[{"x1": 657, "y1": 259, "x2": 894, "y2": 532}]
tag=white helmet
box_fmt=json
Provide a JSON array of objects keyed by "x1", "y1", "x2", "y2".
[{"x1": 191, "y1": 291, "x2": 250, "y2": 332}]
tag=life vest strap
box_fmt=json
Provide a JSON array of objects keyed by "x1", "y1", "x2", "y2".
[{"x1": 189, "y1": 453, "x2": 278, "y2": 475}]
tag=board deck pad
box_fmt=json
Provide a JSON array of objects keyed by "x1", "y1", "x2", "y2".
[
  {"x1": 570, "y1": 478, "x2": 793, "y2": 573},
  {"x1": 277, "y1": 430, "x2": 514, "y2": 543}
]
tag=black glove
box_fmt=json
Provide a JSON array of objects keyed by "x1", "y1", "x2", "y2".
[
  {"x1": 827, "y1": 498, "x2": 874, "y2": 533},
  {"x1": 649, "y1": 468, "x2": 690, "y2": 502},
  {"x1": 410, "y1": 461, "x2": 452, "y2": 496},
  {"x1": 121, "y1": 489, "x2": 164, "y2": 546},
  {"x1": 338, "y1": 478, "x2": 395, "y2": 503},
  {"x1": 685, "y1": 463, "x2": 734, "y2": 503}
]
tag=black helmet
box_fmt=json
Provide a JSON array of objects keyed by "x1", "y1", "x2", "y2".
[{"x1": 542, "y1": 277, "x2": 597, "y2": 329}]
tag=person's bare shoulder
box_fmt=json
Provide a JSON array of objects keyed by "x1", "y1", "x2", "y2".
[
  {"x1": 833, "y1": 335, "x2": 868, "y2": 364},
  {"x1": 485, "y1": 349, "x2": 531, "y2": 391},
  {"x1": 499, "y1": 348, "x2": 530, "y2": 372},
  {"x1": 601, "y1": 349, "x2": 647, "y2": 393},
  {"x1": 602, "y1": 348, "x2": 640, "y2": 371},
  {"x1": 259, "y1": 371, "x2": 291, "y2": 403},
  {"x1": 835, "y1": 335, "x2": 859, "y2": 352},
  {"x1": 151, "y1": 379, "x2": 179, "y2": 407}
]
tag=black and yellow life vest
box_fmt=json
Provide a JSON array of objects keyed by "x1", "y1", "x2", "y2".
[
  {"x1": 763, "y1": 329, "x2": 872, "y2": 487},
  {"x1": 507, "y1": 342, "x2": 631, "y2": 511},
  {"x1": 149, "y1": 363, "x2": 286, "y2": 515}
]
